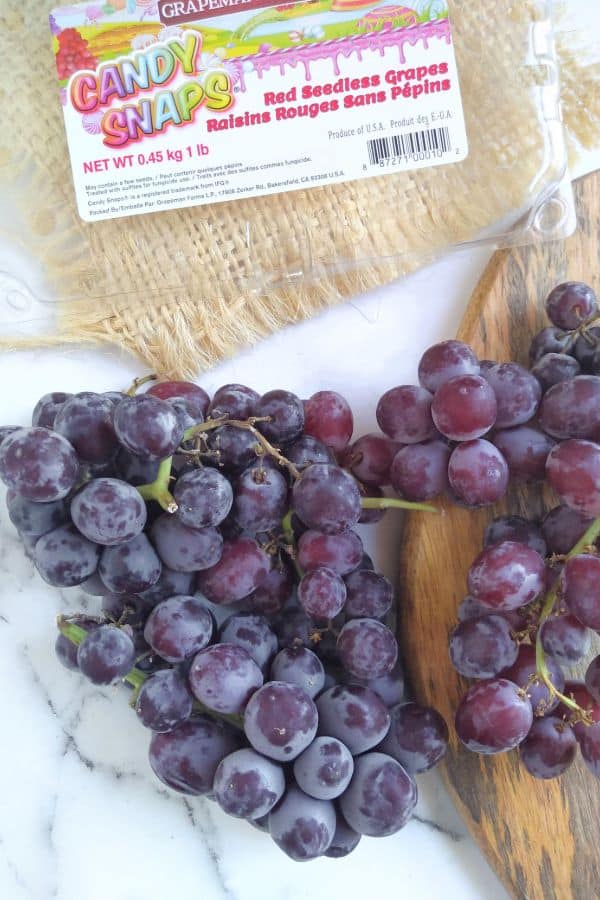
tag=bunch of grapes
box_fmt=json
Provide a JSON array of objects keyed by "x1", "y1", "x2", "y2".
[
  {"x1": 55, "y1": 27, "x2": 97, "y2": 81},
  {"x1": 0, "y1": 378, "x2": 448, "y2": 861},
  {"x1": 449, "y1": 281, "x2": 600, "y2": 779}
]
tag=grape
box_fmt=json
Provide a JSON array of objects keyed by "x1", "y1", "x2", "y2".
[
  {"x1": 376, "y1": 386, "x2": 436, "y2": 444},
  {"x1": 379, "y1": 702, "x2": 448, "y2": 773},
  {"x1": 254, "y1": 390, "x2": 304, "y2": 444},
  {"x1": 356, "y1": 483, "x2": 386, "y2": 524},
  {"x1": 519, "y1": 716, "x2": 577, "y2": 779},
  {"x1": 492, "y1": 426, "x2": 556, "y2": 484},
  {"x1": 343, "y1": 569, "x2": 392, "y2": 619},
  {"x1": 270, "y1": 646, "x2": 325, "y2": 698},
  {"x1": 541, "y1": 505, "x2": 594, "y2": 555},
  {"x1": 71, "y1": 478, "x2": 147, "y2": 546},
  {"x1": 298, "y1": 567, "x2": 347, "y2": 620},
  {"x1": 484, "y1": 363, "x2": 542, "y2": 428},
  {"x1": 274, "y1": 607, "x2": 314, "y2": 649},
  {"x1": 531, "y1": 353, "x2": 581, "y2": 391},
  {"x1": 303, "y1": 390, "x2": 353, "y2": 452},
  {"x1": 208, "y1": 383, "x2": 259, "y2": 419},
  {"x1": 80, "y1": 571, "x2": 107, "y2": 596},
  {"x1": 135, "y1": 669, "x2": 193, "y2": 732},
  {"x1": 168, "y1": 395, "x2": 204, "y2": 432},
  {"x1": 137, "y1": 567, "x2": 196, "y2": 606},
  {"x1": 579, "y1": 723, "x2": 600, "y2": 776},
  {"x1": 484, "y1": 516, "x2": 547, "y2": 557},
  {"x1": 457, "y1": 594, "x2": 494, "y2": 621},
  {"x1": 502, "y1": 645, "x2": 564, "y2": 715},
  {"x1": 149, "y1": 717, "x2": 240, "y2": 795},
  {"x1": 115, "y1": 448, "x2": 160, "y2": 486},
  {"x1": 150, "y1": 514, "x2": 222, "y2": 573},
  {"x1": 213, "y1": 748, "x2": 285, "y2": 819},
  {"x1": 448, "y1": 439, "x2": 509, "y2": 507},
  {"x1": 189, "y1": 644, "x2": 263, "y2": 714},
  {"x1": 243, "y1": 566, "x2": 293, "y2": 617},
  {"x1": 0, "y1": 427, "x2": 79, "y2": 501},
  {"x1": 102, "y1": 592, "x2": 147, "y2": 626},
  {"x1": 113, "y1": 395, "x2": 184, "y2": 461},
  {"x1": 545, "y1": 281, "x2": 598, "y2": 330},
  {"x1": 7, "y1": 493, "x2": 69, "y2": 538},
  {"x1": 55, "y1": 616, "x2": 100, "y2": 671},
  {"x1": 32, "y1": 392, "x2": 73, "y2": 428},
  {"x1": 418, "y1": 340, "x2": 479, "y2": 393},
  {"x1": 337, "y1": 619, "x2": 397, "y2": 680},
  {"x1": 0, "y1": 426, "x2": 19, "y2": 446},
  {"x1": 77, "y1": 625, "x2": 135, "y2": 684},
  {"x1": 243, "y1": 681, "x2": 318, "y2": 760},
  {"x1": 545, "y1": 440, "x2": 600, "y2": 517},
  {"x1": 367, "y1": 661, "x2": 406, "y2": 707},
  {"x1": 232, "y1": 464, "x2": 288, "y2": 533},
  {"x1": 467, "y1": 541, "x2": 545, "y2": 610},
  {"x1": 455, "y1": 678, "x2": 533, "y2": 754},
  {"x1": 585, "y1": 657, "x2": 600, "y2": 704},
  {"x1": 286, "y1": 434, "x2": 334, "y2": 469},
  {"x1": 219, "y1": 613, "x2": 278, "y2": 670},
  {"x1": 431, "y1": 375, "x2": 497, "y2": 441},
  {"x1": 297, "y1": 530, "x2": 363, "y2": 576},
  {"x1": 539, "y1": 376, "x2": 600, "y2": 440},
  {"x1": 196, "y1": 537, "x2": 270, "y2": 605},
  {"x1": 292, "y1": 464, "x2": 361, "y2": 534},
  {"x1": 339, "y1": 752, "x2": 417, "y2": 837},
  {"x1": 268, "y1": 785, "x2": 336, "y2": 860},
  {"x1": 293, "y1": 737, "x2": 354, "y2": 800},
  {"x1": 54, "y1": 393, "x2": 118, "y2": 464},
  {"x1": 315, "y1": 685, "x2": 390, "y2": 754},
  {"x1": 564, "y1": 554, "x2": 600, "y2": 630},
  {"x1": 529, "y1": 326, "x2": 573, "y2": 364},
  {"x1": 342, "y1": 433, "x2": 400, "y2": 486},
  {"x1": 143, "y1": 595, "x2": 213, "y2": 662},
  {"x1": 103, "y1": 391, "x2": 126, "y2": 405},
  {"x1": 390, "y1": 440, "x2": 450, "y2": 501},
  {"x1": 540, "y1": 613, "x2": 591, "y2": 666},
  {"x1": 574, "y1": 326, "x2": 600, "y2": 371},
  {"x1": 325, "y1": 815, "x2": 361, "y2": 858},
  {"x1": 558, "y1": 681, "x2": 600, "y2": 741},
  {"x1": 449, "y1": 615, "x2": 519, "y2": 678},
  {"x1": 147, "y1": 381, "x2": 210, "y2": 417},
  {"x1": 99, "y1": 533, "x2": 161, "y2": 594},
  {"x1": 207, "y1": 425, "x2": 259, "y2": 471},
  {"x1": 34, "y1": 524, "x2": 100, "y2": 587}
]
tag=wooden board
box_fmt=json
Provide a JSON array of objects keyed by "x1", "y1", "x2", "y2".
[{"x1": 398, "y1": 171, "x2": 600, "y2": 900}]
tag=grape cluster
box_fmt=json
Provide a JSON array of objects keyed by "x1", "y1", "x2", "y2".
[
  {"x1": 55, "y1": 27, "x2": 97, "y2": 81},
  {"x1": 450, "y1": 281, "x2": 600, "y2": 779},
  {"x1": 0, "y1": 378, "x2": 447, "y2": 861}
]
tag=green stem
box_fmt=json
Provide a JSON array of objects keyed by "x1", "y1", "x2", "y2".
[
  {"x1": 360, "y1": 496, "x2": 439, "y2": 514},
  {"x1": 137, "y1": 457, "x2": 177, "y2": 513},
  {"x1": 280, "y1": 510, "x2": 303, "y2": 579},
  {"x1": 125, "y1": 373, "x2": 157, "y2": 396}
]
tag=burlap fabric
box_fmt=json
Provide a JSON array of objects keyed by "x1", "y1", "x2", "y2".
[{"x1": 0, "y1": 1, "x2": 598, "y2": 376}]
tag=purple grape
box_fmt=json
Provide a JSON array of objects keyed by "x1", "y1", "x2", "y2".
[
  {"x1": 80, "y1": 571, "x2": 107, "y2": 596},
  {"x1": 55, "y1": 616, "x2": 100, "y2": 671},
  {"x1": 574, "y1": 326, "x2": 600, "y2": 372},
  {"x1": 578, "y1": 722, "x2": 600, "y2": 776},
  {"x1": 564, "y1": 554, "x2": 600, "y2": 630},
  {"x1": 219, "y1": 613, "x2": 278, "y2": 671},
  {"x1": 343, "y1": 433, "x2": 400, "y2": 486},
  {"x1": 189, "y1": 643, "x2": 263, "y2": 714},
  {"x1": 71, "y1": 478, "x2": 146, "y2": 546},
  {"x1": 0, "y1": 427, "x2": 79, "y2": 502},
  {"x1": 143, "y1": 595, "x2": 213, "y2": 663},
  {"x1": 379, "y1": 702, "x2": 448, "y2": 773},
  {"x1": 137, "y1": 567, "x2": 196, "y2": 606},
  {"x1": 367, "y1": 661, "x2": 406, "y2": 707},
  {"x1": 0, "y1": 427, "x2": 20, "y2": 447},
  {"x1": 432, "y1": 375, "x2": 497, "y2": 442},
  {"x1": 545, "y1": 440, "x2": 600, "y2": 517},
  {"x1": 55, "y1": 393, "x2": 120, "y2": 464},
  {"x1": 455, "y1": 678, "x2": 533, "y2": 754},
  {"x1": 196, "y1": 537, "x2": 270, "y2": 605},
  {"x1": 268, "y1": 785, "x2": 336, "y2": 860},
  {"x1": 448, "y1": 439, "x2": 509, "y2": 507},
  {"x1": 457, "y1": 594, "x2": 494, "y2": 621},
  {"x1": 545, "y1": 281, "x2": 598, "y2": 330},
  {"x1": 558, "y1": 681, "x2": 600, "y2": 740},
  {"x1": 293, "y1": 464, "x2": 361, "y2": 535},
  {"x1": 99, "y1": 533, "x2": 161, "y2": 594},
  {"x1": 243, "y1": 681, "x2": 318, "y2": 760},
  {"x1": 418, "y1": 340, "x2": 479, "y2": 393},
  {"x1": 492, "y1": 426, "x2": 556, "y2": 484},
  {"x1": 293, "y1": 737, "x2": 354, "y2": 800},
  {"x1": 539, "y1": 376, "x2": 600, "y2": 440},
  {"x1": 376, "y1": 386, "x2": 436, "y2": 444},
  {"x1": 325, "y1": 815, "x2": 362, "y2": 858},
  {"x1": 297, "y1": 530, "x2": 363, "y2": 576},
  {"x1": 147, "y1": 381, "x2": 209, "y2": 417},
  {"x1": 150, "y1": 514, "x2": 222, "y2": 573},
  {"x1": 519, "y1": 716, "x2": 577, "y2": 779},
  {"x1": 254, "y1": 390, "x2": 304, "y2": 444},
  {"x1": 337, "y1": 619, "x2": 397, "y2": 680},
  {"x1": 343, "y1": 569, "x2": 392, "y2": 619},
  {"x1": 304, "y1": 391, "x2": 354, "y2": 452},
  {"x1": 339, "y1": 752, "x2": 417, "y2": 837},
  {"x1": 529, "y1": 326, "x2": 573, "y2": 364},
  {"x1": 502, "y1": 645, "x2": 564, "y2": 715},
  {"x1": 7, "y1": 493, "x2": 69, "y2": 538},
  {"x1": 274, "y1": 607, "x2": 314, "y2": 649},
  {"x1": 467, "y1": 540, "x2": 545, "y2": 610},
  {"x1": 168, "y1": 395, "x2": 204, "y2": 432},
  {"x1": 586, "y1": 657, "x2": 600, "y2": 703},
  {"x1": 208, "y1": 383, "x2": 258, "y2": 419},
  {"x1": 541, "y1": 505, "x2": 594, "y2": 555},
  {"x1": 172, "y1": 468, "x2": 233, "y2": 529},
  {"x1": 115, "y1": 448, "x2": 160, "y2": 486},
  {"x1": 102, "y1": 592, "x2": 147, "y2": 626},
  {"x1": 531, "y1": 353, "x2": 581, "y2": 391},
  {"x1": 481, "y1": 363, "x2": 541, "y2": 428},
  {"x1": 77, "y1": 625, "x2": 135, "y2": 684},
  {"x1": 113, "y1": 395, "x2": 183, "y2": 461},
  {"x1": 232, "y1": 464, "x2": 288, "y2": 533},
  {"x1": 286, "y1": 435, "x2": 335, "y2": 470},
  {"x1": 315, "y1": 684, "x2": 390, "y2": 754},
  {"x1": 390, "y1": 440, "x2": 450, "y2": 501},
  {"x1": 149, "y1": 717, "x2": 240, "y2": 795},
  {"x1": 449, "y1": 615, "x2": 519, "y2": 678},
  {"x1": 540, "y1": 613, "x2": 591, "y2": 666},
  {"x1": 135, "y1": 669, "x2": 193, "y2": 732},
  {"x1": 207, "y1": 425, "x2": 259, "y2": 472},
  {"x1": 484, "y1": 516, "x2": 547, "y2": 557},
  {"x1": 213, "y1": 748, "x2": 285, "y2": 819},
  {"x1": 34, "y1": 523, "x2": 100, "y2": 587},
  {"x1": 298, "y1": 567, "x2": 347, "y2": 620},
  {"x1": 356, "y1": 483, "x2": 386, "y2": 524},
  {"x1": 243, "y1": 566, "x2": 293, "y2": 617},
  {"x1": 32, "y1": 392, "x2": 73, "y2": 428},
  {"x1": 269, "y1": 646, "x2": 325, "y2": 698}
]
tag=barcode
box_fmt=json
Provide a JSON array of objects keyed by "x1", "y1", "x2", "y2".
[{"x1": 367, "y1": 126, "x2": 451, "y2": 165}]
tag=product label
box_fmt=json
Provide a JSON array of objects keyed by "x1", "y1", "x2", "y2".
[{"x1": 50, "y1": 0, "x2": 468, "y2": 222}]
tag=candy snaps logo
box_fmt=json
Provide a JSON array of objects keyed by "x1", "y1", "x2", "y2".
[{"x1": 158, "y1": 0, "x2": 283, "y2": 24}]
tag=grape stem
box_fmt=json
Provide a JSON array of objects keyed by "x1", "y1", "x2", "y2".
[
  {"x1": 535, "y1": 516, "x2": 600, "y2": 717},
  {"x1": 280, "y1": 510, "x2": 303, "y2": 579},
  {"x1": 360, "y1": 496, "x2": 439, "y2": 514},
  {"x1": 124, "y1": 373, "x2": 158, "y2": 396},
  {"x1": 137, "y1": 457, "x2": 177, "y2": 513}
]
